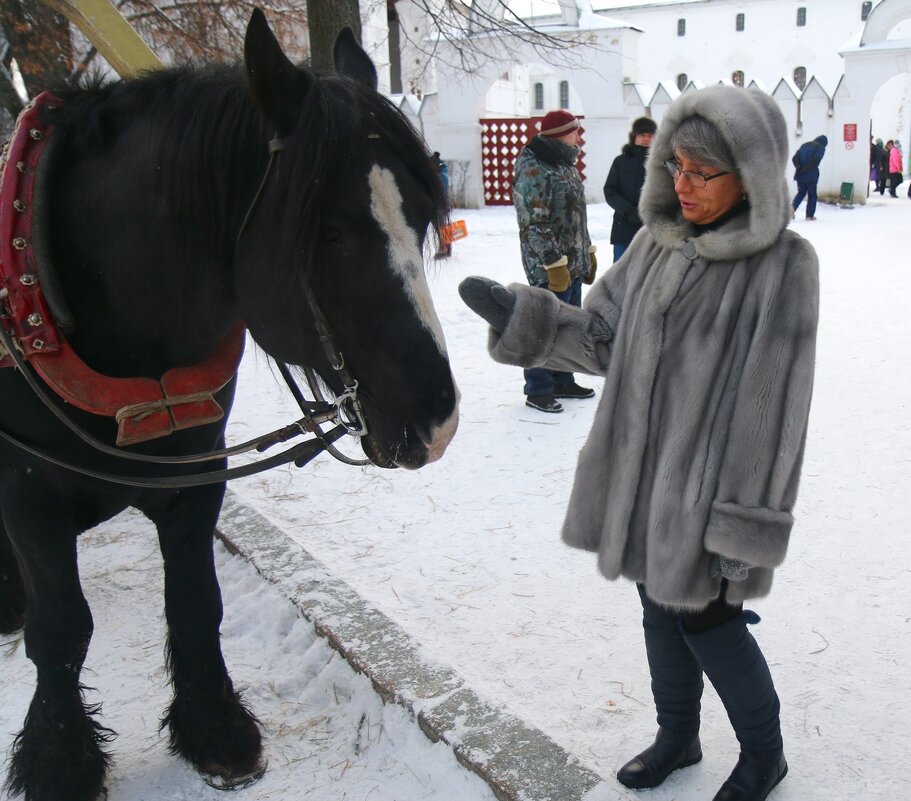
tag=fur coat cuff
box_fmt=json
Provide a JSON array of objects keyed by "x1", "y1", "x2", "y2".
[
  {"x1": 704, "y1": 501, "x2": 794, "y2": 568},
  {"x1": 488, "y1": 283, "x2": 560, "y2": 367}
]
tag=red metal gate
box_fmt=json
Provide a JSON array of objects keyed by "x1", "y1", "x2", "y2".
[{"x1": 480, "y1": 116, "x2": 587, "y2": 206}]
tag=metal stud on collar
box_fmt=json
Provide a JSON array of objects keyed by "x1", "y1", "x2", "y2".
[{"x1": 12, "y1": 237, "x2": 27, "y2": 250}]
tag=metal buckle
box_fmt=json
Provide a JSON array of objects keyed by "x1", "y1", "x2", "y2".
[{"x1": 332, "y1": 381, "x2": 367, "y2": 437}]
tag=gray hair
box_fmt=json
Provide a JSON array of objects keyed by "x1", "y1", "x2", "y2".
[{"x1": 669, "y1": 115, "x2": 737, "y2": 173}]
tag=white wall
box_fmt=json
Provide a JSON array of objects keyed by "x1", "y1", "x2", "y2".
[
  {"x1": 394, "y1": 0, "x2": 911, "y2": 206},
  {"x1": 598, "y1": 0, "x2": 881, "y2": 92}
]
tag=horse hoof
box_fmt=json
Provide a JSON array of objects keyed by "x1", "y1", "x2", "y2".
[{"x1": 203, "y1": 758, "x2": 267, "y2": 791}]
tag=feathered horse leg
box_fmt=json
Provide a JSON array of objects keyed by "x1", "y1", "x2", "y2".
[{"x1": 141, "y1": 477, "x2": 266, "y2": 789}]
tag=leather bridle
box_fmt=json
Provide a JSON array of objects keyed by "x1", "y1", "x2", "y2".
[{"x1": 0, "y1": 135, "x2": 372, "y2": 488}]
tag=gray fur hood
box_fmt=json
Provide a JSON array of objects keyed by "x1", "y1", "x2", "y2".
[{"x1": 639, "y1": 85, "x2": 792, "y2": 261}]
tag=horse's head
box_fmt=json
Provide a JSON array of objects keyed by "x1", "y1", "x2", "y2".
[{"x1": 235, "y1": 10, "x2": 459, "y2": 470}]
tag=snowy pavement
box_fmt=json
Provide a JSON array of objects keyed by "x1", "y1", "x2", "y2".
[{"x1": 3, "y1": 195, "x2": 910, "y2": 800}]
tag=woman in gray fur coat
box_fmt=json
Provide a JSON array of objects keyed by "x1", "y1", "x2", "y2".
[{"x1": 459, "y1": 85, "x2": 819, "y2": 801}]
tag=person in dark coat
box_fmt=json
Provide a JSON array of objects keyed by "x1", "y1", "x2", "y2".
[
  {"x1": 878, "y1": 140, "x2": 892, "y2": 195},
  {"x1": 604, "y1": 116, "x2": 657, "y2": 262},
  {"x1": 432, "y1": 152, "x2": 453, "y2": 258},
  {"x1": 791, "y1": 135, "x2": 827, "y2": 220},
  {"x1": 870, "y1": 137, "x2": 884, "y2": 187}
]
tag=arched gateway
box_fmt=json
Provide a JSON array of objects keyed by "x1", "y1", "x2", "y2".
[
  {"x1": 421, "y1": 2, "x2": 639, "y2": 208},
  {"x1": 830, "y1": 0, "x2": 911, "y2": 201}
]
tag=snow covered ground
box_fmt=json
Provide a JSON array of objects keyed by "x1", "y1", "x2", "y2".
[{"x1": 3, "y1": 194, "x2": 910, "y2": 800}]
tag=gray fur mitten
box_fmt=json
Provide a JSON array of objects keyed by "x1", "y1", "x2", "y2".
[{"x1": 458, "y1": 277, "x2": 516, "y2": 333}]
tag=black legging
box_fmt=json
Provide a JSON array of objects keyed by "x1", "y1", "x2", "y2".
[{"x1": 680, "y1": 580, "x2": 742, "y2": 633}]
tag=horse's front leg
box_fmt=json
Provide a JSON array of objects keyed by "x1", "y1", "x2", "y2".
[
  {"x1": 140, "y1": 481, "x2": 265, "y2": 789},
  {"x1": 0, "y1": 504, "x2": 26, "y2": 633},
  {"x1": 2, "y1": 476, "x2": 113, "y2": 801}
]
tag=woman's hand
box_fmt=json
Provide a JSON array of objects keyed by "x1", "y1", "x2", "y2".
[{"x1": 458, "y1": 277, "x2": 516, "y2": 332}]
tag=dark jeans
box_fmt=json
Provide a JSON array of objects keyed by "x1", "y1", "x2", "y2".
[
  {"x1": 523, "y1": 277, "x2": 582, "y2": 397},
  {"x1": 612, "y1": 243, "x2": 628, "y2": 262},
  {"x1": 792, "y1": 179, "x2": 818, "y2": 217}
]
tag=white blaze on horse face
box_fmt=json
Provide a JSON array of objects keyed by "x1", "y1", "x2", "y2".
[
  {"x1": 367, "y1": 164, "x2": 459, "y2": 464},
  {"x1": 367, "y1": 165, "x2": 448, "y2": 355}
]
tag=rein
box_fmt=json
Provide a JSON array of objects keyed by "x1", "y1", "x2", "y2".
[{"x1": 0, "y1": 101, "x2": 371, "y2": 488}]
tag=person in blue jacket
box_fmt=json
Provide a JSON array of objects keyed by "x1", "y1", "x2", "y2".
[{"x1": 791, "y1": 135, "x2": 827, "y2": 220}]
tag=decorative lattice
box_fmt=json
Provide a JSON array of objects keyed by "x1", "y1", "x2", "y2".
[{"x1": 480, "y1": 117, "x2": 587, "y2": 206}]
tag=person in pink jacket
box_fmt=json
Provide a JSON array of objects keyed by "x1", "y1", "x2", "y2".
[{"x1": 888, "y1": 140, "x2": 904, "y2": 197}]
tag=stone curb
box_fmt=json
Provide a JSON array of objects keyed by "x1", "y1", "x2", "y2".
[{"x1": 217, "y1": 490, "x2": 625, "y2": 801}]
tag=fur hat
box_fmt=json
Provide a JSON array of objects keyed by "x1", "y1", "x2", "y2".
[
  {"x1": 632, "y1": 116, "x2": 657, "y2": 136},
  {"x1": 539, "y1": 110, "x2": 580, "y2": 138}
]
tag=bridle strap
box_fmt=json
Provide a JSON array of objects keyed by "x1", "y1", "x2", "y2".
[
  {"x1": 0, "y1": 417, "x2": 347, "y2": 489},
  {"x1": 235, "y1": 134, "x2": 369, "y2": 464}
]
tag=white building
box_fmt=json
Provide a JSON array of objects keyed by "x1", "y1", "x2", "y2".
[{"x1": 376, "y1": 0, "x2": 911, "y2": 207}]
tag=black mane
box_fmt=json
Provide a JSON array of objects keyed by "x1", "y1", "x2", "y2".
[
  {"x1": 42, "y1": 64, "x2": 448, "y2": 284},
  {"x1": 263, "y1": 70, "x2": 450, "y2": 280}
]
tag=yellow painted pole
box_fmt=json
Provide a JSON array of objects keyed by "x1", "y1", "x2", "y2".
[{"x1": 42, "y1": 0, "x2": 163, "y2": 77}]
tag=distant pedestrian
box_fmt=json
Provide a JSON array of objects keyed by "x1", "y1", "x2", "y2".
[
  {"x1": 604, "y1": 116, "x2": 657, "y2": 262},
  {"x1": 791, "y1": 135, "x2": 827, "y2": 220},
  {"x1": 511, "y1": 109, "x2": 597, "y2": 413},
  {"x1": 870, "y1": 137, "x2": 884, "y2": 186},
  {"x1": 433, "y1": 152, "x2": 453, "y2": 258},
  {"x1": 878, "y1": 141, "x2": 892, "y2": 195},
  {"x1": 888, "y1": 140, "x2": 903, "y2": 197}
]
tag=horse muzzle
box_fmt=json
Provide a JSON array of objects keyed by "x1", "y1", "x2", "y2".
[{"x1": 360, "y1": 382, "x2": 460, "y2": 470}]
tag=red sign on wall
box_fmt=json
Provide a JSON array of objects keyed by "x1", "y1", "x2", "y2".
[{"x1": 843, "y1": 123, "x2": 857, "y2": 142}]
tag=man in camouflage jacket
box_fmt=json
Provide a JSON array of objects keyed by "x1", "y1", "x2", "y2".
[{"x1": 512, "y1": 109, "x2": 596, "y2": 413}]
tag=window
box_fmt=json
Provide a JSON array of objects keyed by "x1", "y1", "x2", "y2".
[
  {"x1": 677, "y1": 18, "x2": 686, "y2": 36},
  {"x1": 534, "y1": 82, "x2": 544, "y2": 110},
  {"x1": 676, "y1": 73, "x2": 688, "y2": 91},
  {"x1": 732, "y1": 70, "x2": 745, "y2": 87},
  {"x1": 559, "y1": 80, "x2": 570, "y2": 109},
  {"x1": 736, "y1": 13, "x2": 745, "y2": 31},
  {"x1": 861, "y1": 2, "x2": 872, "y2": 20},
  {"x1": 793, "y1": 66, "x2": 807, "y2": 90},
  {"x1": 797, "y1": 7, "x2": 806, "y2": 26}
]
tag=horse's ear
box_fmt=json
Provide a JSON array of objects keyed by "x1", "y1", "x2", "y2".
[
  {"x1": 333, "y1": 27, "x2": 378, "y2": 90},
  {"x1": 244, "y1": 8, "x2": 310, "y2": 134}
]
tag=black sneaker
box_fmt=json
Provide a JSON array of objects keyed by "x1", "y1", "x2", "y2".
[
  {"x1": 552, "y1": 382, "x2": 595, "y2": 399},
  {"x1": 525, "y1": 395, "x2": 563, "y2": 413}
]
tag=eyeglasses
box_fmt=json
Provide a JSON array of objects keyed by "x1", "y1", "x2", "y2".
[{"x1": 663, "y1": 159, "x2": 730, "y2": 188}]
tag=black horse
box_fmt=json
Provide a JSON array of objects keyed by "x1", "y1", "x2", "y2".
[{"x1": 0, "y1": 10, "x2": 459, "y2": 801}]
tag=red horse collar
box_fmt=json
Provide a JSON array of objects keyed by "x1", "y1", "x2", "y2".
[{"x1": 0, "y1": 93, "x2": 245, "y2": 447}]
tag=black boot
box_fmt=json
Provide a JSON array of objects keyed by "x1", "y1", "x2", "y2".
[
  {"x1": 712, "y1": 750, "x2": 788, "y2": 801},
  {"x1": 619, "y1": 587, "x2": 706, "y2": 789},
  {"x1": 683, "y1": 611, "x2": 786, "y2": 801},
  {"x1": 617, "y1": 726, "x2": 702, "y2": 789}
]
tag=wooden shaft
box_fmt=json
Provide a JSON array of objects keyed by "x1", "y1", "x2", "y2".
[{"x1": 41, "y1": 0, "x2": 163, "y2": 77}]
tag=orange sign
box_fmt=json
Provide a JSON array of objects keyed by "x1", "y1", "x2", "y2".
[{"x1": 441, "y1": 220, "x2": 468, "y2": 245}]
